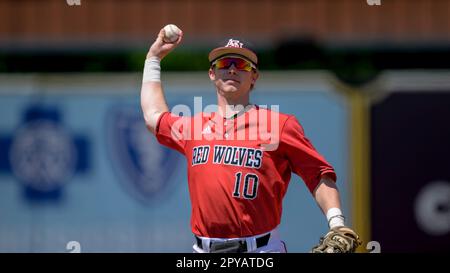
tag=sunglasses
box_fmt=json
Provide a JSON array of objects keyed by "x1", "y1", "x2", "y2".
[{"x1": 212, "y1": 57, "x2": 256, "y2": 72}]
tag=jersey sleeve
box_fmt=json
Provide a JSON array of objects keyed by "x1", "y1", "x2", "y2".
[
  {"x1": 280, "y1": 115, "x2": 337, "y2": 193},
  {"x1": 154, "y1": 111, "x2": 188, "y2": 155}
]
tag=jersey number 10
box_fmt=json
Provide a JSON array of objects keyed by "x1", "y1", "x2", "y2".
[{"x1": 233, "y1": 172, "x2": 259, "y2": 200}]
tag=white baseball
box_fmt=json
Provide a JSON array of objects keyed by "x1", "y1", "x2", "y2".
[{"x1": 163, "y1": 24, "x2": 181, "y2": 43}]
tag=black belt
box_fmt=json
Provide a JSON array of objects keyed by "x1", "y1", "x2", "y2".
[{"x1": 195, "y1": 233, "x2": 271, "y2": 253}]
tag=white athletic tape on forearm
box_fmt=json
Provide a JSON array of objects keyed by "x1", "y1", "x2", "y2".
[
  {"x1": 142, "y1": 56, "x2": 161, "y2": 83},
  {"x1": 326, "y1": 208, "x2": 345, "y2": 229}
]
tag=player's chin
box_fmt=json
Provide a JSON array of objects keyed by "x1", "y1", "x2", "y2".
[{"x1": 220, "y1": 83, "x2": 240, "y2": 93}]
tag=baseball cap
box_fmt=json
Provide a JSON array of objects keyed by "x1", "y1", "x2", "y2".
[{"x1": 208, "y1": 38, "x2": 258, "y2": 66}]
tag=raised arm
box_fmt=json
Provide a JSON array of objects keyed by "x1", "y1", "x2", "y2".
[{"x1": 141, "y1": 27, "x2": 183, "y2": 134}]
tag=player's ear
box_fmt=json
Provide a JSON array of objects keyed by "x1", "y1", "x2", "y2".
[
  {"x1": 251, "y1": 69, "x2": 259, "y2": 84},
  {"x1": 209, "y1": 67, "x2": 216, "y2": 81}
]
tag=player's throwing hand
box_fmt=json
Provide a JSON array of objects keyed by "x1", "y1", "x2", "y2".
[{"x1": 147, "y1": 26, "x2": 183, "y2": 60}]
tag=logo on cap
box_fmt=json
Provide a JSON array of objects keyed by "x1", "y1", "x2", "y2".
[{"x1": 226, "y1": 39, "x2": 243, "y2": 48}]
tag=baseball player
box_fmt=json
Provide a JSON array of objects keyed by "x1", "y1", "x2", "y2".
[{"x1": 140, "y1": 26, "x2": 361, "y2": 253}]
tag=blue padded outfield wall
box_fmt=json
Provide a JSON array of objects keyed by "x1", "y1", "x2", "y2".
[{"x1": 0, "y1": 73, "x2": 350, "y2": 252}]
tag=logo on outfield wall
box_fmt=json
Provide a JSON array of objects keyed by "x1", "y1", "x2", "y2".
[
  {"x1": 107, "y1": 105, "x2": 181, "y2": 205},
  {"x1": 0, "y1": 105, "x2": 90, "y2": 201},
  {"x1": 414, "y1": 180, "x2": 450, "y2": 236},
  {"x1": 10, "y1": 120, "x2": 76, "y2": 192}
]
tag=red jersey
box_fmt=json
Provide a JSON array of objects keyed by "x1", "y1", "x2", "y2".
[{"x1": 155, "y1": 105, "x2": 336, "y2": 238}]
